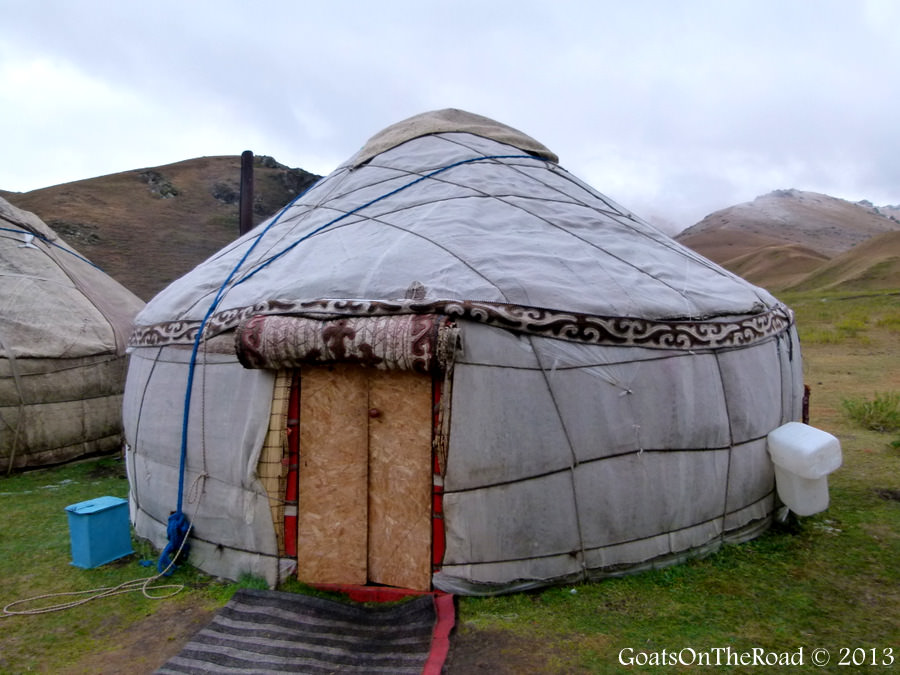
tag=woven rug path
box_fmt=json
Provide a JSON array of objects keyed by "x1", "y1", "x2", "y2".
[{"x1": 155, "y1": 588, "x2": 453, "y2": 674}]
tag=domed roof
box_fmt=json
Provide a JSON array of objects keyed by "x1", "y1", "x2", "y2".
[
  {"x1": 1, "y1": 196, "x2": 143, "y2": 358},
  {"x1": 134, "y1": 109, "x2": 780, "y2": 340}
]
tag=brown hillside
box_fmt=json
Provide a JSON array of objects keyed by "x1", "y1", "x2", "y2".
[
  {"x1": 675, "y1": 229, "x2": 792, "y2": 264},
  {"x1": 720, "y1": 243, "x2": 830, "y2": 291},
  {"x1": 1, "y1": 156, "x2": 319, "y2": 300},
  {"x1": 677, "y1": 189, "x2": 900, "y2": 261},
  {"x1": 786, "y1": 230, "x2": 900, "y2": 292}
]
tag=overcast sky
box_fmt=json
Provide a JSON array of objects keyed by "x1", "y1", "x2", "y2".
[{"x1": 2, "y1": 0, "x2": 898, "y2": 233}]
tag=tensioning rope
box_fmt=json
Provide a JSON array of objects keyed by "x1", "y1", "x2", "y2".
[
  {"x1": 1, "y1": 499, "x2": 197, "y2": 618},
  {"x1": 0, "y1": 226, "x2": 102, "y2": 269},
  {"x1": 0, "y1": 330, "x2": 26, "y2": 475},
  {"x1": 229, "y1": 154, "x2": 537, "y2": 290},
  {"x1": 160, "y1": 189, "x2": 306, "y2": 574},
  {"x1": 164, "y1": 153, "x2": 540, "y2": 571}
]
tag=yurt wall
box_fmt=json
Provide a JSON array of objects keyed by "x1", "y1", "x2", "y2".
[
  {"x1": 1, "y1": 197, "x2": 143, "y2": 471},
  {"x1": 122, "y1": 109, "x2": 807, "y2": 594},
  {"x1": 434, "y1": 319, "x2": 803, "y2": 593}
]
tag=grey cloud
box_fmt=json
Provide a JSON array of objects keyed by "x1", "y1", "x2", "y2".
[{"x1": 2, "y1": 0, "x2": 899, "y2": 229}]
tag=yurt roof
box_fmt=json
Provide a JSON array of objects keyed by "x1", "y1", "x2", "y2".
[
  {"x1": 133, "y1": 109, "x2": 781, "y2": 343},
  {"x1": 0, "y1": 196, "x2": 144, "y2": 358},
  {"x1": 347, "y1": 108, "x2": 559, "y2": 167}
]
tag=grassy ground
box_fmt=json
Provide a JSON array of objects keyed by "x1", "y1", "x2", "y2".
[
  {"x1": 0, "y1": 458, "x2": 227, "y2": 673},
  {"x1": 1, "y1": 290, "x2": 898, "y2": 673}
]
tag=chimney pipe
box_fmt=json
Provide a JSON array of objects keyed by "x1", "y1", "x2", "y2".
[{"x1": 239, "y1": 150, "x2": 254, "y2": 236}]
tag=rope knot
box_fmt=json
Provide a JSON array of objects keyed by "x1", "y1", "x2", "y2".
[{"x1": 158, "y1": 511, "x2": 192, "y2": 576}]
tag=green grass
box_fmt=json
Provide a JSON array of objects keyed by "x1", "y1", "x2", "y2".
[
  {"x1": 790, "y1": 290, "x2": 900, "y2": 345},
  {"x1": 797, "y1": 327, "x2": 846, "y2": 345},
  {"x1": 0, "y1": 458, "x2": 230, "y2": 673},
  {"x1": 455, "y1": 502, "x2": 899, "y2": 673},
  {"x1": 2, "y1": 289, "x2": 899, "y2": 674},
  {"x1": 842, "y1": 392, "x2": 900, "y2": 432}
]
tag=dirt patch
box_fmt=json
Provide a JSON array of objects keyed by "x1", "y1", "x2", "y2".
[
  {"x1": 57, "y1": 599, "x2": 218, "y2": 675},
  {"x1": 85, "y1": 459, "x2": 127, "y2": 480},
  {"x1": 443, "y1": 625, "x2": 593, "y2": 674},
  {"x1": 875, "y1": 487, "x2": 900, "y2": 501}
]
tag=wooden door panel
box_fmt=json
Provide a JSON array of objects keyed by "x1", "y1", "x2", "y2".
[
  {"x1": 296, "y1": 365, "x2": 432, "y2": 590},
  {"x1": 296, "y1": 365, "x2": 369, "y2": 585},
  {"x1": 367, "y1": 371, "x2": 433, "y2": 591}
]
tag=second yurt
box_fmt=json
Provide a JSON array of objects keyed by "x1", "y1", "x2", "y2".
[{"x1": 1, "y1": 196, "x2": 144, "y2": 471}]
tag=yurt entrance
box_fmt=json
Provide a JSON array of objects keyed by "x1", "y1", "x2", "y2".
[
  {"x1": 295, "y1": 364, "x2": 433, "y2": 590},
  {"x1": 239, "y1": 313, "x2": 457, "y2": 592}
]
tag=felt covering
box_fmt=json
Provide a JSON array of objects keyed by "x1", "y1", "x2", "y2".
[
  {"x1": 1, "y1": 196, "x2": 144, "y2": 469},
  {"x1": 348, "y1": 107, "x2": 559, "y2": 167},
  {"x1": 133, "y1": 110, "x2": 779, "y2": 335},
  {"x1": 124, "y1": 110, "x2": 803, "y2": 594}
]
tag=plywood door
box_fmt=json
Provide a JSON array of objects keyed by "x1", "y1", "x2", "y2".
[
  {"x1": 296, "y1": 365, "x2": 432, "y2": 590},
  {"x1": 296, "y1": 365, "x2": 369, "y2": 584},
  {"x1": 367, "y1": 370, "x2": 432, "y2": 590}
]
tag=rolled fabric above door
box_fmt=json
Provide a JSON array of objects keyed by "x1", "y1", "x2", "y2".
[{"x1": 235, "y1": 313, "x2": 459, "y2": 375}]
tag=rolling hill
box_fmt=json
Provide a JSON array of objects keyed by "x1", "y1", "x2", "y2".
[
  {"x1": 717, "y1": 243, "x2": 831, "y2": 290},
  {"x1": 786, "y1": 230, "x2": 900, "y2": 292},
  {"x1": 676, "y1": 189, "x2": 900, "y2": 291},
  {"x1": 1, "y1": 156, "x2": 319, "y2": 300}
]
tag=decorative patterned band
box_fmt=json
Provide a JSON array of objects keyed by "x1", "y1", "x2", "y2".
[
  {"x1": 234, "y1": 313, "x2": 459, "y2": 374},
  {"x1": 129, "y1": 298, "x2": 794, "y2": 352}
]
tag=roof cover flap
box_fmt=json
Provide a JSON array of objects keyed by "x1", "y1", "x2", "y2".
[{"x1": 348, "y1": 108, "x2": 559, "y2": 168}]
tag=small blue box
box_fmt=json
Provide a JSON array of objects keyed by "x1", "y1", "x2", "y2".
[{"x1": 65, "y1": 496, "x2": 134, "y2": 569}]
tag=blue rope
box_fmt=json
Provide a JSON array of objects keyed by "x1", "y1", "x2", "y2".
[
  {"x1": 157, "y1": 511, "x2": 192, "y2": 574},
  {"x1": 161, "y1": 189, "x2": 307, "y2": 574},
  {"x1": 0, "y1": 226, "x2": 103, "y2": 269},
  {"x1": 165, "y1": 152, "x2": 536, "y2": 571},
  {"x1": 231, "y1": 154, "x2": 534, "y2": 289}
]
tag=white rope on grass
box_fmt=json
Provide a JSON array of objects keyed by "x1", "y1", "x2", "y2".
[{"x1": 1, "y1": 517, "x2": 195, "y2": 618}]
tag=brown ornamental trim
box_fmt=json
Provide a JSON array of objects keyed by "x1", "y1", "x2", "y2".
[{"x1": 128, "y1": 298, "x2": 794, "y2": 351}]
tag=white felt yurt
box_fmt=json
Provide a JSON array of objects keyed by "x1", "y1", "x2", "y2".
[
  {"x1": 124, "y1": 109, "x2": 804, "y2": 594},
  {"x1": 1, "y1": 196, "x2": 144, "y2": 471}
]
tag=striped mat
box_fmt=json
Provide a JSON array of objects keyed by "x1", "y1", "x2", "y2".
[{"x1": 156, "y1": 588, "x2": 450, "y2": 674}]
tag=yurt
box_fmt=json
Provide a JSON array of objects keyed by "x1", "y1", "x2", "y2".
[
  {"x1": 124, "y1": 109, "x2": 805, "y2": 594},
  {"x1": 1, "y1": 196, "x2": 144, "y2": 471}
]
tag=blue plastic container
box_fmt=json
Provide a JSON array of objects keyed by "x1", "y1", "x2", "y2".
[{"x1": 65, "y1": 496, "x2": 134, "y2": 569}]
